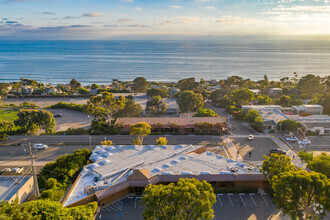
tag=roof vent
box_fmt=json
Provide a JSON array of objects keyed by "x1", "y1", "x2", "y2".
[
  {"x1": 216, "y1": 155, "x2": 224, "y2": 159},
  {"x1": 200, "y1": 171, "x2": 211, "y2": 175},
  {"x1": 170, "y1": 160, "x2": 180, "y2": 165},
  {"x1": 152, "y1": 168, "x2": 161, "y2": 173},
  {"x1": 162, "y1": 164, "x2": 170, "y2": 169},
  {"x1": 206, "y1": 151, "x2": 214, "y2": 156},
  {"x1": 220, "y1": 171, "x2": 231, "y2": 174},
  {"x1": 162, "y1": 172, "x2": 172, "y2": 175},
  {"x1": 179, "y1": 156, "x2": 187, "y2": 161},
  {"x1": 181, "y1": 171, "x2": 192, "y2": 175}
]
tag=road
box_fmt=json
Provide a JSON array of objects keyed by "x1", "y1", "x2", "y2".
[{"x1": 205, "y1": 104, "x2": 253, "y2": 135}]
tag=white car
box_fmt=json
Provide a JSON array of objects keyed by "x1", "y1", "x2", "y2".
[
  {"x1": 33, "y1": 143, "x2": 49, "y2": 150},
  {"x1": 2, "y1": 168, "x2": 11, "y2": 172},
  {"x1": 248, "y1": 135, "x2": 254, "y2": 140},
  {"x1": 285, "y1": 136, "x2": 298, "y2": 142},
  {"x1": 298, "y1": 139, "x2": 311, "y2": 145},
  {"x1": 12, "y1": 167, "x2": 23, "y2": 173}
]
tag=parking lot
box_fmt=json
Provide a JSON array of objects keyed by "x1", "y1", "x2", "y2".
[
  {"x1": 231, "y1": 137, "x2": 282, "y2": 161},
  {"x1": 96, "y1": 193, "x2": 284, "y2": 220}
]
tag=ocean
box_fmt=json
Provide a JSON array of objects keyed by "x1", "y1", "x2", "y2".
[{"x1": 0, "y1": 40, "x2": 329, "y2": 84}]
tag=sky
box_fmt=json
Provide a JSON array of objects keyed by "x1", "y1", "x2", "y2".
[{"x1": 0, "y1": 0, "x2": 330, "y2": 40}]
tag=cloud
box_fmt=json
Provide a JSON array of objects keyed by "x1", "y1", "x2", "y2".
[
  {"x1": 156, "y1": 20, "x2": 171, "y2": 25},
  {"x1": 171, "y1": 5, "x2": 182, "y2": 9},
  {"x1": 5, "y1": 21, "x2": 18, "y2": 23},
  {"x1": 117, "y1": 18, "x2": 132, "y2": 23},
  {"x1": 178, "y1": 16, "x2": 200, "y2": 24},
  {"x1": 216, "y1": 16, "x2": 256, "y2": 24},
  {"x1": 205, "y1": 6, "x2": 216, "y2": 9},
  {"x1": 2, "y1": 18, "x2": 8, "y2": 20},
  {"x1": 125, "y1": 24, "x2": 150, "y2": 28},
  {"x1": 64, "y1": 16, "x2": 79, "y2": 19},
  {"x1": 82, "y1": 12, "x2": 103, "y2": 17},
  {"x1": 103, "y1": 24, "x2": 118, "y2": 27},
  {"x1": 43, "y1": 12, "x2": 55, "y2": 15},
  {"x1": 135, "y1": 7, "x2": 142, "y2": 11},
  {"x1": 122, "y1": 0, "x2": 133, "y2": 2},
  {"x1": 196, "y1": 0, "x2": 217, "y2": 2}
]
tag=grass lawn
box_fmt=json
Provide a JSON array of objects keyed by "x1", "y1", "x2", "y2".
[{"x1": 0, "y1": 109, "x2": 19, "y2": 122}]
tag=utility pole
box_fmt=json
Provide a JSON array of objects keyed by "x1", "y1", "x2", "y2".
[{"x1": 28, "y1": 143, "x2": 40, "y2": 197}]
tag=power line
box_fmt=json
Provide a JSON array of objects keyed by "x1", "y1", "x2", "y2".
[{"x1": 27, "y1": 143, "x2": 40, "y2": 197}]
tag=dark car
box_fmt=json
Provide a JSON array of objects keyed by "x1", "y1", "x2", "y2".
[
  {"x1": 269, "y1": 148, "x2": 286, "y2": 155},
  {"x1": 250, "y1": 129, "x2": 257, "y2": 133},
  {"x1": 53, "y1": 113, "x2": 62, "y2": 118}
]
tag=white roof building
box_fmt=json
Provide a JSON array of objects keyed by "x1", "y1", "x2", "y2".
[{"x1": 63, "y1": 145, "x2": 262, "y2": 208}]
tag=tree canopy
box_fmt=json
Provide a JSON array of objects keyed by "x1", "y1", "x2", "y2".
[
  {"x1": 87, "y1": 92, "x2": 125, "y2": 125},
  {"x1": 15, "y1": 110, "x2": 55, "y2": 134},
  {"x1": 277, "y1": 119, "x2": 303, "y2": 132},
  {"x1": 69, "y1": 78, "x2": 81, "y2": 92},
  {"x1": 129, "y1": 122, "x2": 151, "y2": 145},
  {"x1": 132, "y1": 77, "x2": 151, "y2": 93},
  {"x1": 193, "y1": 108, "x2": 219, "y2": 117},
  {"x1": 114, "y1": 99, "x2": 142, "y2": 117},
  {"x1": 147, "y1": 88, "x2": 168, "y2": 98},
  {"x1": 142, "y1": 178, "x2": 216, "y2": 220},
  {"x1": 178, "y1": 90, "x2": 204, "y2": 113},
  {"x1": 178, "y1": 77, "x2": 199, "y2": 91}
]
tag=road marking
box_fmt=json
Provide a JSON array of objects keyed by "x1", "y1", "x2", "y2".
[
  {"x1": 260, "y1": 193, "x2": 269, "y2": 207},
  {"x1": 227, "y1": 193, "x2": 234, "y2": 207},
  {"x1": 217, "y1": 194, "x2": 223, "y2": 207},
  {"x1": 239, "y1": 193, "x2": 246, "y2": 207},
  {"x1": 249, "y1": 193, "x2": 257, "y2": 207},
  {"x1": 135, "y1": 197, "x2": 142, "y2": 208}
]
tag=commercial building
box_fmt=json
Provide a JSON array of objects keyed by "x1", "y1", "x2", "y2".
[
  {"x1": 287, "y1": 115, "x2": 330, "y2": 135},
  {"x1": 115, "y1": 117, "x2": 227, "y2": 135},
  {"x1": 0, "y1": 176, "x2": 34, "y2": 204},
  {"x1": 161, "y1": 98, "x2": 179, "y2": 115},
  {"x1": 62, "y1": 145, "x2": 264, "y2": 208},
  {"x1": 241, "y1": 105, "x2": 282, "y2": 111},
  {"x1": 292, "y1": 105, "x2": 323, "y2": 115}
]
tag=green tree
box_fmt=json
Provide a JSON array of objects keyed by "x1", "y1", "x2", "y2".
[
  {"x1": 142, "y1": 178, "x2": 216, "y2": 220},
  {"x1": 0, "y1": 121, "x2": 14, "y2": 134},
  {"x1": 229, "y1": 89, "x2": 254, "y2": 106},
  {"x1": 178, "y1": 77, "x2": 199, "y2": 91},
  {"x1": 298, "y1": 74, "x2": 324, "y2": 98},
  {"x1": 194, "y1": 108, "x2": 219, "y2": 117},
  {"x1": 87, "y1": 92, "x2": 125, "y2": 125},
  {"x1": 0, "y1": 83, "x2": 10, "y2": 96},
  {"x1": 308, "y1": 153, "x2": 330, "y2": 178},
  {"x1": 132, "y1": 77, "x2": 150, "y2": 93},
  {"x1": 178, "y1": 90, "x2": 204, "y2": 113},
  {"x1": 90, "y1": 83, "x2": 100, "y2": 90},
  {"x1": 115, "y1": 99, "x2": 142, "y2": 117},
  {"x1": 208, "y1": 89, "x2": 224, "y2": 104},
  {"x1": 69, "y1": 78, "x2": 81, "y2": 93},
  {"x1": 151, "y1": 95, "x2": 161, "y2": 105},
  {"x1": 261, "y1": 154, "x2": 296, "y2": 183},
  {"x1": 276, "y1": 95, "x2": 292, "y2": 106},
  {"x1": 78, "y1": 87, "x2": 90, "y2": 95},
  {"x1": 156, "y1": 137, "x2": 168, "y2": 145},
  {"x1": 147, "y1": 88, "x2": 168, "y2": 98},
  {"x1": 15, "y1": 110, "x2": 55, "y2": 135},
  {"x1": 277, "y1": 119, "x2": 303, "y2": 132},
  {"x1": 298, "y1": 151, "x2": 314, "y2": 163},
  {"x1": 272, "y1": 170, "x2": 330, "y2": 220},
  {"x1": 256, "y1": 94, "x2": 272, "y2": 105},
  {"x1": 129, "y1": 122, "x2": 151, "y2": 145}
]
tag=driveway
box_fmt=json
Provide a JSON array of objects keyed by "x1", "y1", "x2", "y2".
[{"x1": 48, "y1": 109, "x2": 93, "y2": 131}]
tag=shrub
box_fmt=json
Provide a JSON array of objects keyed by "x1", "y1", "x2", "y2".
[
  {"x1": 156, "y1": 137, "x2": 168, "y2": 145},
  {"x1": 100, "y1": 140, "x2": 114, "y2": 145},
  {"x1": 268, "y1": 129, "x2": 275, "y2": 133}
]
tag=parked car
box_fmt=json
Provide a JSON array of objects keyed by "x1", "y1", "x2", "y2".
[
  {"x1": 285, "y1": 136, "x2": 298, "y2": 142},
  {"x1": 250, "y1": 129, "x2": 257, "y2": 133},
  {"x1": 248, "y1": 135, "x2": 254, "y2": 140},
  {"x1": 53, "y1": 113, "x2": 62, "y2": 118},
  {"x1": 270, "y1": 148, "x2": 286, "y2": 155},
  {"x1": 2, "y1": 168, "x2": 11, "y2": 172},
  {"x1": 33, "y1": 143, "x2": 49, "y2": 150},
  {"x1": 298, "y1": 139, "x2": 311, "y2": 145},
  {"x1": 12, "y1": 167, "x2": 23, "y2": 173}
]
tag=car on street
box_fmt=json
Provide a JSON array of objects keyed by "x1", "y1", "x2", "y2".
[
  {"x1": 298, "y1": 139, "x2": 311, "y2": 145},
  {"x1": 248, "y1": 135, "x2": 254, "y2": 140},
  {"x1": 285, "y1": 136, "x2": 298, "y2": 142},
  {"x1": 12, "y1": 167, "x2": 23, "y2": 173},
  {"x1": 53, "y1": 113, "x2": 62, "y2": 118},
  {"x1": 33, "y1": 143, "x2": 49, "y2": 150},
  {"x1": 250, "y1": 129, "x2": 257, "y2": 133},
  {"x1": 269, "y1": 148, "x2": 286, "y2": 155},
  {"x1": 2, "y1": 168, "x2": 11, "y2": 172}
]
